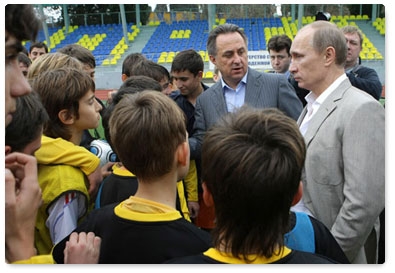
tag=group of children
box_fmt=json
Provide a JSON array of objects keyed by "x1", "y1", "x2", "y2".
[{"x1": 5, "y1": 5, "x2": 352, "y2": 264}]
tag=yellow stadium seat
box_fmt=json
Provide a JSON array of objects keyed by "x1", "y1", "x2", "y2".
[
  {"x1": 375, "y1": 53, "x2": 383, "y2": 60},
  {"x1": 370, "y1": 48, "x2": 378, "y2": 55},
  {"x1": 205, "y1": 71, "x2": 213, "y2": 78},
  {"x1": 158, "y1": 57, "x2": 166, "y2": 64},
  {"x1": 166, "y1": 56, "x2": 173, "y2": 63},
  {"x1": 366, "y1": 52, "x2": 374, "y2": 60},
  {"x1": 380, "y1": 28, "x2": 385, "y2": 35}
]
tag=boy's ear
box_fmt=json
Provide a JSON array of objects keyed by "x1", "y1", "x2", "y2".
[
  {"x1": 121, "y1": 73, "x2": 128, "y2": 82},
  {"x1": 177, "y1": 141, "x2": 189, "y2": 167},
  {"x1": 202, "y1": 182, "x2": 214, "y2": 207},
  {"x1": 291, "y1": 181, "x2": 303, "y2": 206},
  {"x1": 197, "y1": 70, "x2": 204, "y2": 80},
  {"x1": 58, "y1": 109, "x2": 74, "y2": 125}
]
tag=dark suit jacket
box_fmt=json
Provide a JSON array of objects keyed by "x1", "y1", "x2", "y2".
[
  {"x1": 189, "y1": 67, "x2": 303, "y2": 158},
  {"x1": 346, "y1": 64, "x2": 382, "y2": 100}
]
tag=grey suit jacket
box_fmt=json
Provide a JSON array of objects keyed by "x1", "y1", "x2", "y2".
[
  {"x1": 189, "y1": 67, "x2": 302, "y2": 158},
  {"x1": 298, "y1": 78, "x2": 385, "y2": 263}
]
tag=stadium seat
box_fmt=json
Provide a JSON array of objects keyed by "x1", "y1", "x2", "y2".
[
  {"x1": 366, "y1": 52, "x2": 374, "y2": 60},
  {"x1": 205, "y1": 71, "x2": 213, "y2": 78}
]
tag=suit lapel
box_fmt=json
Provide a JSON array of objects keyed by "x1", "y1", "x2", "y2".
[
  {"x1": 303, "y1": 79, "x2": 351, "y2": 147},
  {"x1": 212, "y1": 82, "x2": 228, "y2": 115},
  {"x1": 244, "y1": 68, "x2": 262, "y2": 105}
]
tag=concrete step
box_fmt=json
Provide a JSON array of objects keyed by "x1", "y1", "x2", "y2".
[{"x1": 355, "y1": 21, "x2": 385, "y2": 58}]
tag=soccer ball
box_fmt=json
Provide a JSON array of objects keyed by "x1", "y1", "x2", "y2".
[{"x1": 89, "y1": 139, "x2": 118, "y2": 167}]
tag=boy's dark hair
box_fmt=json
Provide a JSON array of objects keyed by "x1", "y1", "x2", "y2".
[
  {"x1": 201, "y1": 107, "x2": 306, "y2": 261},
  {"x1": 58, "y1": 44, "x2": 96, "y2": 68},
  {"x1": 109, "y1": 91, "x2": 186, "y2": 181},
  {"x1": 267, "y1": 35, "x2": 292, "y2": 55},
  {"x1": 130, "y1": 59, "x2": 170, "y2": 87},
  {"x1": 122, "y1": 52, "x2": 146, "y2": 77},
  {"x1": 5, "y1": 4, "x2": 41, "y2": 43},
  {"x1": 18, "y1": 52, "x2": 32, "y2": 67},
  {"x1": 5, "y1": 92, "x2": 49, "y2": 152},
  {"x1": 170, "y1": 49, "x2": 204, "y2": 76},
  {"x1": 31, "y1": 67, "x2": 95, "y2": 141},
  {"x1": 102, "y1": 76, "x2": 162, "y2": 149},
  {"x1": 29, "y1": 41, "x2": 49, "y2": 54}
]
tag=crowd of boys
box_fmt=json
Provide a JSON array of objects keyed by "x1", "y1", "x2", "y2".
[{"x1": 5, "y1": 4, "x2": 384, "y2": 264}]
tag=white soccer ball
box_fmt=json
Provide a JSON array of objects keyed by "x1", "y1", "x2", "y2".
[{"x1": 89, "y1": 139, "x2": 118, "y2": 167}]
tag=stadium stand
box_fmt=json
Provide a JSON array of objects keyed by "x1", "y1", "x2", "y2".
[{"x1": 23, "y1": 14, "x2": 385, "y2": 90}]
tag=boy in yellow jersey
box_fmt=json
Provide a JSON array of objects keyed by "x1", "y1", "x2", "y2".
[
  {"x1": 52, "y1": 91, "x2": 211, "y2": 263},
  {"x1": 31, "y1": 67, "x2": 103, "y2": 254},
  {"x1": 27, "y1": 52, "x2": 111, "y2": 198},
  {"x1": 167, "y1": 107, "x2": 337, "y2": 264},
  {"x1": 5, "y1": 4, "x2": 102, "y2": 264}
]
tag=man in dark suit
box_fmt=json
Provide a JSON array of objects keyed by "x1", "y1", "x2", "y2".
[{"x1": 189, "y1": 23, "x2": 303, "y2": 158}]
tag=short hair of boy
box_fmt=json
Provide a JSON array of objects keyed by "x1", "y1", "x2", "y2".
[
  {"x1": 122, "y1": 52, "x2": 146, "y2": 77},
  {"x1": 201, "y1": 106, "x2": 306, "y2": 259},
  {"x1": 109, "y1": 91, "x2": 186, "y2": 180},
  {"x1": 5, "y1": 4, "x2": 41, "y2": 43},
  {"x1": 30, "y1": 67, "x2": 95, "y2": 141},
  {"x1": 29, "y1": 41, "x2": 49, "y2": 54},
  {"x1": 170, "y1": 49, "x2": 204, "y2": 76},
  {"x1": 130, "y1": 59, "x2": 170, "y2": 85},
  {"x1": 58, "y1": 44, "x2": 96, "y2": 69},
  {"x1": 5, "y1": 92, "x2": 49, "y2": 153},
  {"x1": 27, "y1": 52, "x2": 83, "y2": 80},
  {"x1": 102, "y1": 75, "x2": 162, "y2": 149},
  {"x1": 267, "y1": 35, "x2": 292, "y2": 55},
  {"x1": 18, "y1": 52, "x2": 32, "y2": 66}
]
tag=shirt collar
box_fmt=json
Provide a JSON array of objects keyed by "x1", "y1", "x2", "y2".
[
  {"x1": 221, "y1": 71, "x2": 248, "y2": 90},
  {"x1": 306, "y1": 73, "x2": 347, "y2": 106}
]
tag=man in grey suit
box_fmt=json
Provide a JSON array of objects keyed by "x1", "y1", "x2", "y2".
[
  {"x1": 189, "y1": 24, "x2": 302, "y2": 158},
  {"x1": 290, "y1": 21, "x2": 384, "y2": 263}
]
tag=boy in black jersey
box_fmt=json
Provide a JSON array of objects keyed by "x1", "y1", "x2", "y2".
[
  {"x1": 52, "y1": 91, "x2": 211, "y2": 263},
  {"x1": 95, "y1": 76, "x2": 191, "y2": 221},
  {"x1": 167, "y1": 107, "x2": 343, "y2": 264}
]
